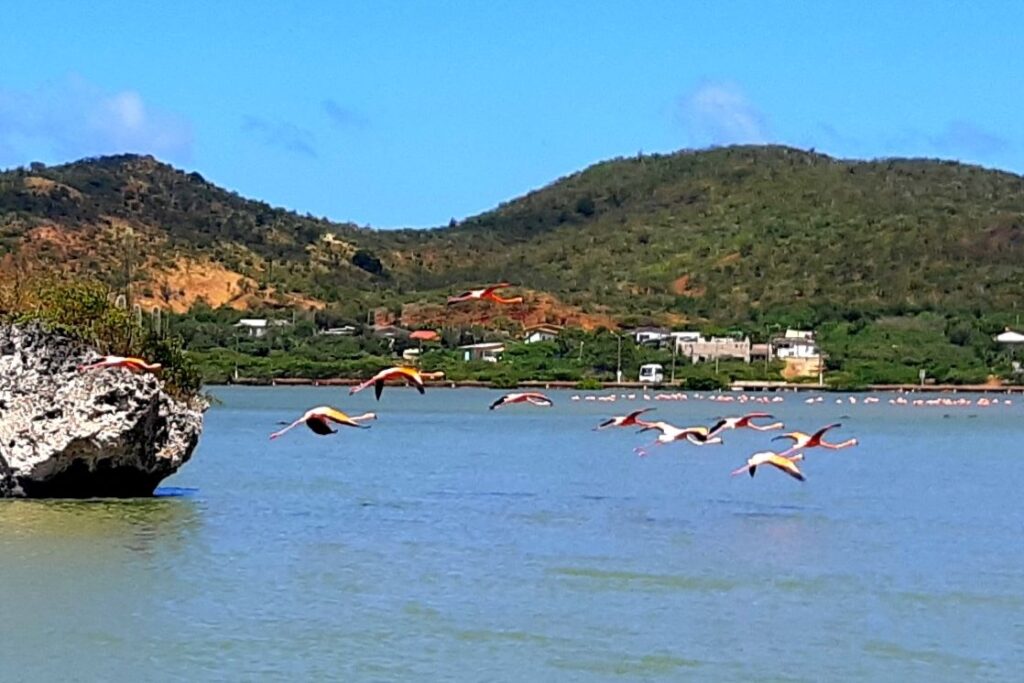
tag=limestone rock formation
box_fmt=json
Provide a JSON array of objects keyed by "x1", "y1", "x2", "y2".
[{"x1": 0, "y1": 323, "x2": 203, "y2": 497}]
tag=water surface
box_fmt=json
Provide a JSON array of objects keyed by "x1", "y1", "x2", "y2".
[{"x1": 2, "y1": 387, "x2": 1022, "y2": 681}]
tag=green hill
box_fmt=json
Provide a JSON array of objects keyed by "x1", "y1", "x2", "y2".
[{"x1": 3, "y1": 145, "x2": 1024, "y2": 328}]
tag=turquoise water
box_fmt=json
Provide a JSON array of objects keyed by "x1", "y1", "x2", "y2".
[{"x1": 2, "y1": 387, "x2": 1023, "y2": 681}]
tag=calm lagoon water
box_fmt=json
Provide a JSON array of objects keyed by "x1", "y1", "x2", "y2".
[{"x1": 2, "y1": 386, "x2": 1023, "y2": 681}]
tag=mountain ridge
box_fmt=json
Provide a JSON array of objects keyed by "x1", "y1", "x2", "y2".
[{"x1": 2, "y1": 145, "x2": 1023, "y2": 329}]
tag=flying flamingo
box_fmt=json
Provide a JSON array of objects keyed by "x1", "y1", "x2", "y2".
[
  {"x1": 77, "y1": 355, "x2": 162, "y2": 373},
  {"x1": 270, "y1": 407, "x2": 376, "y2": 440},
  {"x1": 489, "y1": 392, "x2": 554, "y2": 410},
  {"x1": 772, "y1": 422, "x2": 858, "y2": 456},
  {"x1": 731, "y1": 452, "x2": 806, "y2": 481},
  {"x1": 447, "y1": 282, "x2": 524, "y2": 305},
  {"x1": 706, "y1": 412, "x2": 784, "y2": 438},
  {"x1": 349, "y1": 366, "x2": 425, "y2": 400},
  {"x1": 594, "y1": 407, "x2": 655, "y2": 430},
  {"x1": 633, "y1": 420, "x2": 723, "y2": 455}
]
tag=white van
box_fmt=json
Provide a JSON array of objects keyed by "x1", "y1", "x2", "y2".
[{"x1": 638, "y1": 363, "x2": 665, "y2": 383}]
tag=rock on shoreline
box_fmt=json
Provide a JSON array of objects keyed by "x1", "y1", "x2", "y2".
[{"x1": 0, "y1": 323, "x2": 203, "y2": 498}]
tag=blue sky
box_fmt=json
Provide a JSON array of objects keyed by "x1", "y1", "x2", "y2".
[{"x1": 1, "y1": 1, "x2": 1021, "y2": 227}]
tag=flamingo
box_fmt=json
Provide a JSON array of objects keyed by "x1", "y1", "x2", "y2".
[
  {"x1": 349, "y1": 366, "x2": 425, "y2": 400},
  {"x1": 594, "y1": 407, "x2": 654, "y2": 430},
  {"x1": 489, "y1": 392, "x2": 554, "y2": 410},
  {"x1": 772, "y1": 422, "x2": 858, "y2": 456},
  {"x1": 270, "y1": 407, "x2": 375, "y2": 439},
  {"x1": 446, "y1": 282, "x2": 523, "y2": 305},
  {"x1": 731, "y1": 452, "x2": 806, "y2": 481},
  {"x1": 706, "y1": 412, "x2": 784, "y2": 438},
  {"x1": 633, "y1": 420, "x2": 723, "y2": 455},
  {"x1": 77, "y1": 355, "x2": 162, "y2": 373}
]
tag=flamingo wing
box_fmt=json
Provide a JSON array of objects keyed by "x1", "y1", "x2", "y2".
[
  {"x1": 321, "y1": 407, "x2": 371, "y2": 429},
  {"x1": 766, "y1": 454, "x2": 805, "y2": 481},
  {"x1": 396, "y1": 367, "x2": 426, "y2": 393},
  {"x1": 707, "y1": 419, "x2": 729, "y2": 436},
  {"x1": 374, "y1": 379, "x2": 385, "y2": 401},
  {"x1": 489, "y1": 395, "x2": 509, "y2": 410},
  {"x1": 305, "y1": 416, "x2": 337, "y2": 435},
  {"x1": 481, "y1": 282, "x2": 512, "y2": 294},
  {"x1": 809, "y1": 422, "x2": 842, "y2": 443},
  {"x1": 595, "y1": 417, "x2": 617, "y2": 429},
  {"x1": 772, "y1": 432, "x2": 805, "y2": 444},
  {"x1": 625, "y1": 408, "x2": 654, "y2": 422}
]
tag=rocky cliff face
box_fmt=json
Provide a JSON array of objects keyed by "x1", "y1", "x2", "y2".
[{"x1": 0, "y1": 323, "x2": 203, "y2": 497}]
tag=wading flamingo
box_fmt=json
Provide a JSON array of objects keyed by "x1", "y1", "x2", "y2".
[
  {"x1": 270, "y1": 407, "x2": 375, "y2": 439},
  {"x1": 77, "y1": 355, "x2": 162, "y2": 373},
  {"x1": 489, "y1": 392, "x2": 554, "y2": 410},
  {"x1": 707, "y1": 412, "x2": 784, "y2": 438},
  {"x1": 772, "y1": 423, "x2": 858, "y2": 456},
  {"x1": 731, "y1": 452, "x2": 805, "y2": 481},
  {"x1": 594, "y1": 408, "x2": 654, "y2": 430},
  {"x1": 447, "y1": 283, "x2": 523, "y2": 305},
  {"x1": 349, "y1": 366, "x2": 425, "y2": 400}
]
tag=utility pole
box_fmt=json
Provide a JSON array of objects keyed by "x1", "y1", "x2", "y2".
[
  {"x1": 616, "y1": 334, "x2": 623, "y2": 384},
  {"x1": 671, "y1": 339, "x2": 678, "y2": 383}
]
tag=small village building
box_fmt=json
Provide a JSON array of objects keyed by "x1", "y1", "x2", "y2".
[
  {"x1": 523, "y1": 323, "x2": 563, "y2": 344},
  {"x1": 234, "y1": 318, "x2": 291, "y2": 338},
  {"x1": 321, "y1": 325, "x2": 357, "y2": 336},
  {"x1": 772, "y1": 337, "x2": 820, "y2": 359},
  {"x1": 370, "y1": 324, "x2": 410, "y2": 339},
  {"x1": 677, "y1": 335, "x2": 752, "y2": 363},
  {"x1": 459, "y1": 342, "x2": 504, "y2": 363},
  {"x1": 631, "y1": 326, "x2": 671, "y2": 345}
]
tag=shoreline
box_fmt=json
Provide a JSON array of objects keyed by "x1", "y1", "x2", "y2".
[{"x1": 216, "y1": 377, "x2": 1024, "y2": 393}]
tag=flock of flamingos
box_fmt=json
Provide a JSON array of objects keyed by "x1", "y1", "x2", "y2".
[{"x1": 73, "y1": 283, "x2": 874, "y2": 485}]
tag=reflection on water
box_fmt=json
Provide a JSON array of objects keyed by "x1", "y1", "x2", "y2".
[
  {"x1": 1, "y1": 386, "x2": 1022, "y2": 681},
  {"x1": 0, "y1": 496, "x2": 200, "y2": 548}
]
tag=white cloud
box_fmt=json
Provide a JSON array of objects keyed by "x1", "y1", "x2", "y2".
[
  {"x1": 679, "y1": 81, "x2": 769, "y2": 146},
  {"x1": 0, "y1": 74, "x2": 193, "y2": 166}
]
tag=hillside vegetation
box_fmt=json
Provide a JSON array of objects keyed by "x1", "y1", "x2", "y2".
[{"x1": 2, "y1": 145, "x2": 1023, "y2": 385}]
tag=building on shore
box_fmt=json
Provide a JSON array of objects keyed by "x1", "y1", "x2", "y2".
[
  {"x1": 234, "y1": 318, "x2": 291, "y2": 338},
  {"x1": 522, "y1": 323, "x2": 563, "y2": 344},
  {"x1": 676, "y1": 334, "x2": 752, "y2": 363},
  {"x1": 459, "y1": 342, "x2": 505, "y2": 363}
]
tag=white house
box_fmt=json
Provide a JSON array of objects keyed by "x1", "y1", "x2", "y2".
[
  {"x1": 234, "y1": 318, "x2": 291, "y2": 338},
  {"x1": 523, "y1": 324, "x2": 562, "y2": 344},
  {"x1": 772, "y1": 337, "x2": 820, "y2": 359},
  {"x1": 783, "y1": 328, "x2": 815, "y2": 341},
  {"x1": 459, "y1": 342, "x2": 505, "y2": 363},
  {"x1": 632, "y1": 326, "x2": 671, "y2": 345}
]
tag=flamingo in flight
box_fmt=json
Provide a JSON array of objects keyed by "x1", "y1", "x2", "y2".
[
  {"x1": 349, "y1": 366, "x2": 426, "y2": 400},
  {"x1": 633, "y1": 420, "x2": 723, "y2": 455},
  {"x1": 731, "y1": 452, "x2": 806, "y2": 482},
  {"x1": 270, "y1": 407, "x2": 376, "y2": 440},
  {"x1": 707, "y1": 412, "x2": 784, "y2": 438},
  {"x1": 489, "y1": 392, "x2": 554, "y2": 410},
  {"x1": 447, "y1": 282, "x2": 523, "y2": 305},
  {"x1": 78, "y1": 355, "x2": 162, "y2": 373},
  {"x1": 772, "y1": 422, "x2": 858, "y2": 456},
  {"x1": 594, "y1": 407, "x2": 654, "y2": 430}
]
